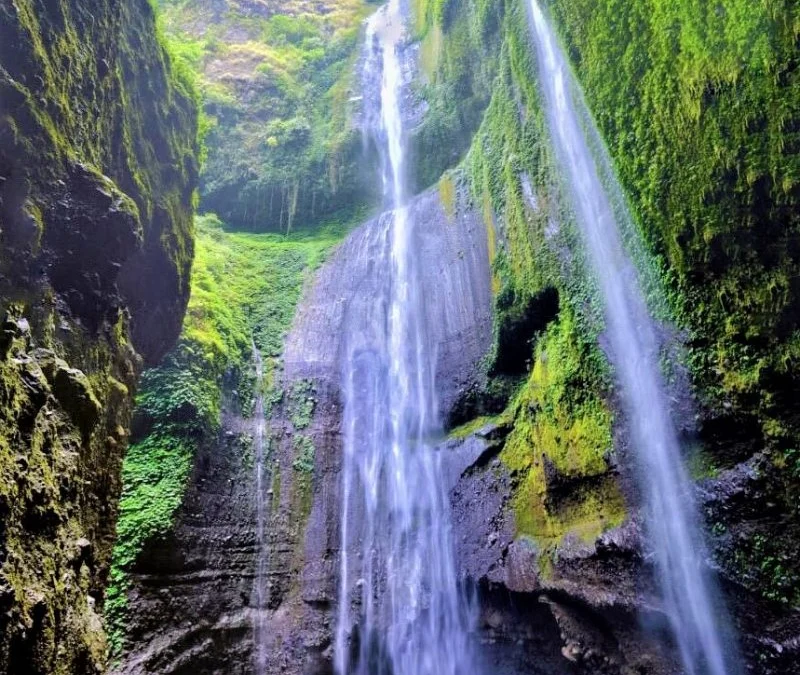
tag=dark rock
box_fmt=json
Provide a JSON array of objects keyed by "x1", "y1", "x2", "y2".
[
  {"x1": 0, "y1": 0, "x2": 198, "y2": 671},
  {"x1": 52, "y1": 364, "x2": 101, "y2": 437}
]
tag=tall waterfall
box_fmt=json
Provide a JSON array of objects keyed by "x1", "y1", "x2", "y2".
[
  {"x1": 251, "y1": 346, "x2": 270, "y2": 675},
  {"x1": 526, "y1": 3, "x2": 739, "y2": 674},
  {"x1": 334, "y1": 1, "x2": 476, "y2": 673}
]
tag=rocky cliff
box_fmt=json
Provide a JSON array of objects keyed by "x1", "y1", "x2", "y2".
[
  {"x1": 0, "y1": 0, "x2": 198, "y2": 672},
  {"x1": 411, "y1": 0, "x2": 800, "y2": 672},
  {"x1": 114, "y1": 186, "x2": 493, "y2": 673}
]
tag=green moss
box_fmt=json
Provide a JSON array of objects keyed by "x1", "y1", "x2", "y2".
[
  {"x1": 416, "y1": 0, "x2": 623, "y2": 551},
  {"x1": 448, "y1": 415, "x2": 503, "y2": 440},
  {"x1": 500, "y1": 309, "x2": 622, "y2": 545},
  {"x1": 288, "y1": 379, "x2": 316, "y2": 431},
  {"x1": 543, "y1": 0, "x2": 800, "y2": 450},
  {"x1": 1, "y1": 0, "x2": 199, "y2": 670},
  {"x1": 438, "y1": 172, "x2": 457, "y2": 221},
  {"x1": 408, "y1": 0, "x2": 503, "y2": 192},
  {"x1": 418, "y1": 0, "x2": 800, "y2": 607}
]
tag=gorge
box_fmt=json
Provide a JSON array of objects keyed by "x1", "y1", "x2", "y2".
[{"x1": 0, "y1": 0, "x2": 799, "y2": 674}]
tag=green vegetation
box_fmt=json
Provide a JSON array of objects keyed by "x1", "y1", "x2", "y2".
[
  {"x1": 414, "y1": 0, "x2": 622, "y2": 551},
  {"x1": 447, "y1": 415, "x2": 503, "y2": 440},
  {"x1": 540, "y1": 0, "x2": 800, "y2": 604},
  {"x1": 1, "y1": 0, "x2": 200, "y2": 360},
  {"x1": 288, "y1": 379, "x2": 316, "y2": 431},
  {"x1": 731, "y1": 532, "x2": 800, "y2": 606},
  {"x1": 501, "y1": 308, "x2": 623, "y2": 544},
  {"x1": 416, "y1": 0, "x2": 800, "y2": 605},
  {"x1": 408, "y1": 0, "x2": 503, "y2": 192},
  {"x1": 157, "y1": 0, "x2": 375, "y2": 230},
  {"x1": 544, "y1": 0, "x2": 800, "y2": 459},
  {"x1": 106, "y1": 213, "x2": 348, "y2": 654}
]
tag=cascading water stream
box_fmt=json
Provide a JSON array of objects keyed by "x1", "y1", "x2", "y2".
[
  {"x1": 334, "y1": 1, "x2": 476, "y2": 673},
  {"x1": 251, "y1": 345, "x2": 269, "y2": 675},
  {"x1": 526, "y1": 3, "x2": 740, "y2": 674}
]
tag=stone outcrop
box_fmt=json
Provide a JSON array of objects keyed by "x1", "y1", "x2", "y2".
[
  {"x1": 444, "y1": 419, "x2": 800, "y2": 675},
  {"x1": 0, "y1": 1, "x2": 198, "y2": 672}
]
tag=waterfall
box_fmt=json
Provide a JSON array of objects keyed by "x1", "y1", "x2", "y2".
[
  {"x1": 526, "y1": 3, "x2": 740, "y2": 674},
  {"x1": 251, "y1": 345, "x2": 270, "y2": 675},
  {"x1": 334, "y1": 1, "x2": 476, "y2": 673}
]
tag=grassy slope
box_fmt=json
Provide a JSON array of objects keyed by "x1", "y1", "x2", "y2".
[{"x1": 106, "y1": 213, "x2": 349, "y2": 653}]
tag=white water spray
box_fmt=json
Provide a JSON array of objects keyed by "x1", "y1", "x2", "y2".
[
  {"x1": 526, "y1": 3, "x2": 739, "y2": 674},
  {"x1": 334, "y1": 1, "x2": 476, "y2": 673}
]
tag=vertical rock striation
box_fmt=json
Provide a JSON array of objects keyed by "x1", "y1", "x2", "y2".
[{"x1": 0, "y1": 1, "x2": 199, "y2": 672}]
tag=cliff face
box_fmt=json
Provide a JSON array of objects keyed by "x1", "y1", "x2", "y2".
[
  {"x1": 102, "y1": 0, "x2": 799, "y2": 673},
  {"x1": 114, "y1": 187, "x2": 493, "y2": 674},
  {"x1": 0, "y1": 1, "x2": 198, "y2": 672},
  {"x1": 411, "y1": 0, "x2": 800, "y2": 672}
]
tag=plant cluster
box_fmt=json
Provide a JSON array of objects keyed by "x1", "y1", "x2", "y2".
[{"x1": 157, "y1": 0, "x2": 376, "y2": 231}]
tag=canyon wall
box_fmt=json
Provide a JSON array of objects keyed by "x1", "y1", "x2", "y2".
[
  {"x1": 109, "y1": 0, "x2": 800, "y2": 673},
  {"x1": 0, "y1": 0, "x2": 199, "y2": 672}
]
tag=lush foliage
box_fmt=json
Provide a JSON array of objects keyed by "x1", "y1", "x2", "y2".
[
  {"x1": 106, "y1": 213, "x2": 348, "y2": 654},
  {"x1": 0, "y1": 1, "x2": 200, "y2": 670},
  {"x1": 545, "y1": 0, "x2": 800, "y2": 454},
  {"x1": 417, "y1": 0, "x2": 800, "y2": 608},
  {"x1": 423, "y1": 0, "x2": 622, "y2": 550},
  {"x1": 157, "y1": 0, "x2": 375, "y2": 230},
  {"x1": 539, "y1": 0, "x2": 800, "y2": 604},
  {"x1": 408, "y1": 0, "x2": 503, "y2": 192}
]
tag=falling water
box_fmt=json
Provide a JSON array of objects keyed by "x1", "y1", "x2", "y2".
[
  {"x1": 251, "y1": 345, "x2": 270, "y2": 675},
  {"x1": 334, "y1": 1, "x2": 476, "y2": 673},
  {"x1": 526, "y1": 3, "x2": 739, "y2": 674}
]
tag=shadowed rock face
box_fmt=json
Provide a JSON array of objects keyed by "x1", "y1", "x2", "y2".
[
  {"x1": 445, "y1": 421, "x2": 800, "y2": 675},
  {"x1": 115, "y1": 186, "x2": 494, "y2": 673},
  {"x1": 111, "y1": 399, "x2": 260, "y2": 675},
  {"x1": 0, "y1": 1, "x2": 198, "y2": 672}
]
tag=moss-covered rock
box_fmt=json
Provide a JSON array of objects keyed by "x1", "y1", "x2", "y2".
[
  {"x1": 417, "y1": 0, "x2": 800, "y2": 668},
  {"x1": 106, "y1": 212, "x2": 351, "y2": 660},
  {"x1": 541, "y1": 0, "x2": 800, "y2": 611},
  {"x1": 0, "y1": 0, "x2": 199, "y2": 672}
]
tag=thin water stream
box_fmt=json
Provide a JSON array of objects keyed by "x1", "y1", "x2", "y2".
[
  {"x1": 527, "y1": 3, "x2": 740, "y2": 674},
  {"x1": 251, "y1": 345, "x2": 270, "y2": 675}
]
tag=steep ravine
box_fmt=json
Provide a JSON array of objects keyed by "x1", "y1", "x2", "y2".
[
  {"x1": 0, "y1": 0, "x2": 199, "y2": 672},
  {"x1": 105, "y1": 0, "x2": 800, "y2": 674}
]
